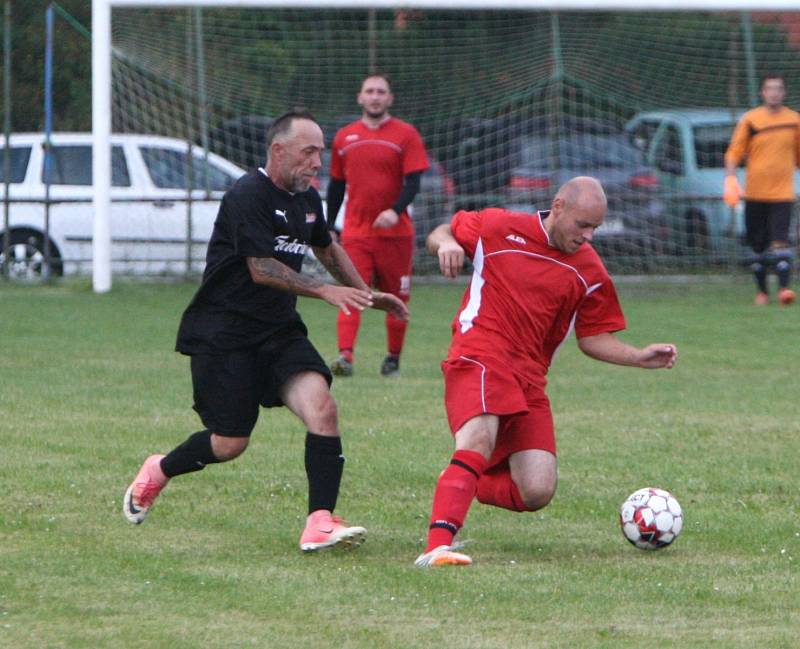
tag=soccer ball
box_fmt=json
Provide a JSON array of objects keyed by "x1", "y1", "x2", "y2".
[{"x1": 619, "y1": 487, "x2": 683, "y2": 550}]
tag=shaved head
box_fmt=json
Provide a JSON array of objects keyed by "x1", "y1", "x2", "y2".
[
  {"x1": 544, "y1": 176, "x2": 608, "y2": 254},
  {"x1": 554, "y1": 176, "x2": 607, "y2": 214}
]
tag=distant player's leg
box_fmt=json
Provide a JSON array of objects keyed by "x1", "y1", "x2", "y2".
[
  {"x1": 332, "y1": 237, "x2": 375, "y2": 375},
  {"x1": 123, "y1": 352, "x2": 258, "y2": 524},
  {"x1": 375, "y1": 236, "x2": 413, "y2": 376},
  {"x1": 767, "y1": 203, "x2": 795, "y2": 305},
  {"x1": 745, "y1": 201, "x2": 770, "y2": 305}
]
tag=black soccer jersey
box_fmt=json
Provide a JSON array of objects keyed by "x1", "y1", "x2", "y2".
[{"x1": 175, "y1": 170, "x2": 332, "y2": 354}]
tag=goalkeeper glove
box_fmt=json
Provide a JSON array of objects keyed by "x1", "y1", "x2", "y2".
[{"x1": 723, "y1": 175, "x2": 742, "y2": 207}]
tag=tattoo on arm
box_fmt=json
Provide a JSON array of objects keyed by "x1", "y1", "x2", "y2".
[
  {"x1": 314, "y1": 244, "x2": 365, "y2": 288},
  {"x1": 247, "y1": 256, "x2": 324, "y2": 295}
]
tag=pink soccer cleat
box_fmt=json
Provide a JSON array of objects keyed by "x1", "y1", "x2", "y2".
[
  {"x1": 299, "y1": 509, "x2": 366, "y2": 552},
  {"x1": 123, "y1": 454, "x2": 169, "y2": 524}
]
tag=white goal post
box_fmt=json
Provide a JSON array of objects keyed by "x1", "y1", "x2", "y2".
[{"x1": 92, "y1": 0, "x2": 800, "y2": 292}]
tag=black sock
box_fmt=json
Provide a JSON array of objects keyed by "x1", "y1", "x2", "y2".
[
  {"x1": 305, "y1": 432, "x2": 344, "y2": 514},
  {"x1": 160, "y1": 430, "x2": 220, "y2": 478},
  {"x1": 751, "y1": 258, "x2": 768, "y2": 293},
  {"x1": 775, "y1": 255, "x2": 792, "y2": 289}
]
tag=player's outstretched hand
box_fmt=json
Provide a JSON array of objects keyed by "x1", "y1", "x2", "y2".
[
  {"x1": 438, "y1": 240, "x2": 465, "y2": 278},
  {"x1": 321, "y1": 285, "x2": 374, "y2": 316},
  {"x1": 638, "y1": 344, "x2": 678, "y2": 369},
  {"x1": 371, "y1": 291, "x2": 409, "y2": 321}
]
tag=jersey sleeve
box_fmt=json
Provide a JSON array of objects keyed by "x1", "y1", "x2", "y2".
[
  {"x1": 795, "y1": 113, "x2": 800, "y2": 168},
  {"x1": 402, "y1": 126, "x2": 430, "y2": 175},
  {"x1": 450, "y1": 210, "x2": 483, "y2": 259},
  {"x1": 574, "y1": 278, "x2": 627, "y2": 338},
  {"x1": 330, "y1": 131, "x2": 345, "y2": 180},
  {"x1": 725, "y1": 114, "x2": 751, "y2": 167},
  {"x1": 223, "y1": 188, "x2": 276, "y2": 258}
]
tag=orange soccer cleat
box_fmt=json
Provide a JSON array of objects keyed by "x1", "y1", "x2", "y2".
[
  {"x1": 778, "y1": 288, "x2": 796, "y2": 305},
  {"x1": 414, "y1": 544, "x2": 473, "y2": 567}
]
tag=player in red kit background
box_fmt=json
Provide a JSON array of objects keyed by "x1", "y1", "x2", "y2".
[
  {"x1": 326, "y1": 73, "x2": 430, "y2": 377},
  {"x1": 416, "y1": 176, "x2": 678, "y2": 567}
]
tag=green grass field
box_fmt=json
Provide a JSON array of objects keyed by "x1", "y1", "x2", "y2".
[{"x1": 1, "y1": 279, "x2": 798, "y2": 648}]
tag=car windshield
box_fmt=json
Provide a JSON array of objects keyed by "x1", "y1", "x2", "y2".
[
  {"x1": 693, "y1": 124, "x2": 734, "y2": 169},
  {"x1": 517, "y1": 134, "x2": 645, "y2": 170}
]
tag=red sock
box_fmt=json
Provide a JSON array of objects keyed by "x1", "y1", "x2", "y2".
[
  {"x1": 337, "y1": 309, "x2": 361, "y2": 358},
  {"x1": 476, "y1": 468, "x2": 527, "y2": 512},
  {"x1": 386, "y1": 312, "x2": 408, "y2": 356},
  {"x1": 425, "y1": 449, "x2": 488, "y2": 552}
]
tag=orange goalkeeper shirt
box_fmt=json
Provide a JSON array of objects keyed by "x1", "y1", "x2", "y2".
[{"x1": 725, "y1": 105, "x2": 800, "y2": 202}]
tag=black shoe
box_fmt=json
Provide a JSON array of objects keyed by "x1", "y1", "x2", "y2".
[
  {"x1": 380, "y1": 355, "x2": 400, "y2": 377},
  {"x1": 330, "y1": 356, "x2": 353, "y2": 377}
]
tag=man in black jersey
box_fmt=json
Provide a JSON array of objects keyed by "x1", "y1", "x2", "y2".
[{"x1": 122, "y1": 109, "x2": 407, "y2": 552}]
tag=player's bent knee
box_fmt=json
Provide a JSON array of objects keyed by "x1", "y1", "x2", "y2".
[
  {"x1": 302, "y1": 394, "x2": 339, "y2": 435},
  {"x1": 210, "y1": 434, "x2": 249, "y2": 461},
  {"x1": 517, "y1": 481, "x2": 556, "y2": 511}
]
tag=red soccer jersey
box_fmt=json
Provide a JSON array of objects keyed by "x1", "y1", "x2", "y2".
[
  {"x1": 330, "y1": 117, "x2": 429, "y2": 238},
  {"x1": 447, "y1": 208, "x2": 626, "y2": 384}
]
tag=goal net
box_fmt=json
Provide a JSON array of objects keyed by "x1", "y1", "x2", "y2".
[{"x1": 105, "y1": 5, "x2": 800, "y2": 277}]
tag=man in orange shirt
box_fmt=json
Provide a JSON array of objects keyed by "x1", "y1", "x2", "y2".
[
  {"x1": 326, "y1": 74, "x2": 430, "y2": 377},
  {"x1": 725, "y1": 73, "x2": 799, "y2": 306}
]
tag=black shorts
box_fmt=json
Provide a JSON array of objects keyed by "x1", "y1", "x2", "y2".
[
  {"x1": 190, "y1": 332, "x2": 332, "y2": 437},
  {"x1": 745, "y1": 201, "x2": 793, "y2": 253}
]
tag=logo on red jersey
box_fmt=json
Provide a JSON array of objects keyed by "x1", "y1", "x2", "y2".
[
  {"x1": 506, "y1": 234, "x2": 527, "y2": 245},
  {"x1": 345, "y1": 134, "x2": 359, "y2": 142}
]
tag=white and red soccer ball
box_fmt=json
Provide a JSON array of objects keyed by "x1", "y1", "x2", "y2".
[{"x1": 620, "y1": 487, "x2": 683, "y2": 550}]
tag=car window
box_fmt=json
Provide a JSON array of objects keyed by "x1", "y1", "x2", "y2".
[
  {"x1": 0, "y1": 146, "x2": 32, "y2": 183},
  {"x1": 140, "y1": 146, "x2": 236, "y2": 191},
  {"x1": 561, "y1": 135, "x2": 645, "y2": 169},
  {"x1": 42, "y1": 145, "x2": 131, "y2": 187},
  {"x1": 693, "y1": 124, "x2": 734, "y2": 169},
  {"x1": 653, "y1": 126, "x2": 684, "y2": 175},
  {"x1": 628, "y1": 120, "x2": 660, "y2": 154}
]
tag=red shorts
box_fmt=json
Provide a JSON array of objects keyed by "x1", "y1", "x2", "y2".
[
  {"x1": 341, "y1": 235, "x2": 413, "y2": 300},
  {"x1": 442, "y1": 355, "x2": 556, "y2": 469}
]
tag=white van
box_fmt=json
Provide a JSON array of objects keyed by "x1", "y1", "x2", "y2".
[{"x1": 0, "y1": 133, "x2": 246, "y2": 278}]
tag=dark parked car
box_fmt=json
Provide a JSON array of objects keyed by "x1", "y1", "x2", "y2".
[
  {"x1": 210, "y1": 114, "x2": 273, "y2": 171},
  {"x1": 443, "y1": 117, "x2": 663, "y2": 254},
  {"x1": 503, "y1": 129, "x2": 663, "y2": 242}
]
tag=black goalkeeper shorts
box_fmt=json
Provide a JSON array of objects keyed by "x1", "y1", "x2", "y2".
[
  {"x1": 745, "y1": 201, "x2": 792, "y2": 253},
  {"x1": 189, "y1": 332, "x2": 332, "y2": 437}
]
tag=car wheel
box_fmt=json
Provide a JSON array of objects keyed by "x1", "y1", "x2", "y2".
[
  {"x1": 684, "y1": 210, "x2": 710, "y2": 256},
  {"x1": 0, "y1": 229, "x2": 64, "y2": 279}
]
